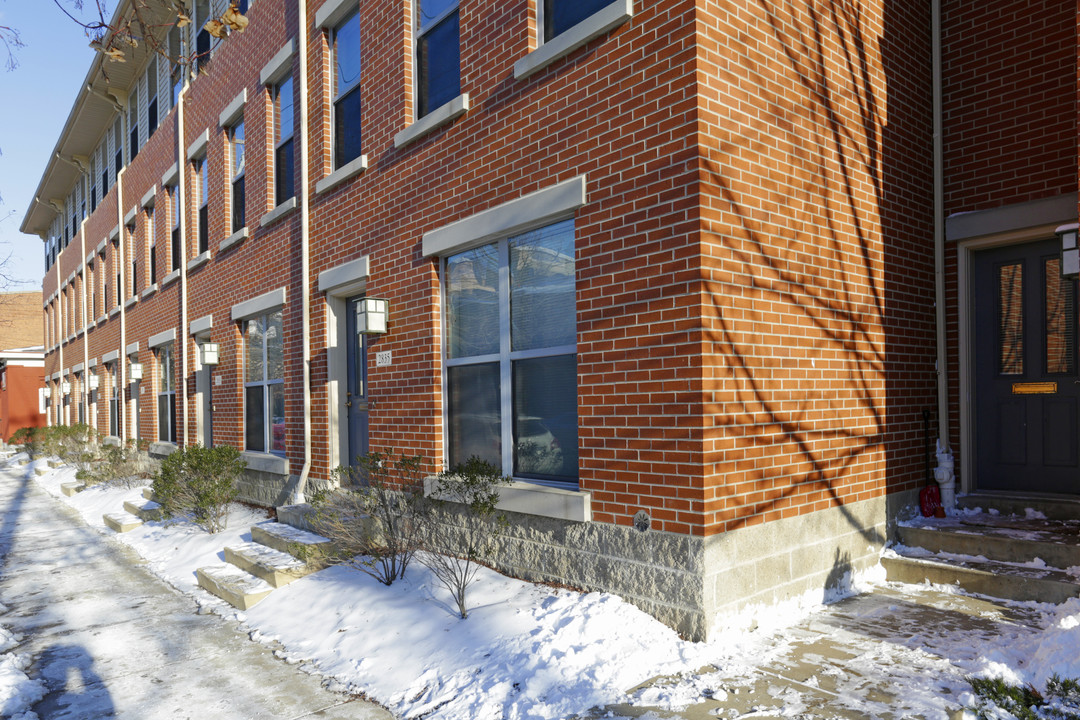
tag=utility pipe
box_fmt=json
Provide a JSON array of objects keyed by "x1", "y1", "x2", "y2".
[
  {"x1": 293, "y1": 0, "x2": 313, "y2": 503},
  {"x1": 117, "y1": 100, "x2": 128, "y2": 441},
  {"x1": 932, "y1": 0, "x2": 950, "y2": 453},
  {"x1": 178, "y1": 73, "x2": 190, "y2": 448}
]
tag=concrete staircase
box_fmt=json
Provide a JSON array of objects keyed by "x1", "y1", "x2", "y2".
[
  {"x1": 884, "y1": 495, "x2": 1080, "y2": 605},
  {"x1": 101, "y1": 488, "x2": 164, "y2": 533},
  {"x1": 196, "y1": 521, "x2": 333, "y2": 610}
]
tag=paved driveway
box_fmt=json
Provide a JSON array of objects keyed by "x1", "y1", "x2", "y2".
[{"x1": 0, "y1": 463, "x2": 393, "y2": 720}]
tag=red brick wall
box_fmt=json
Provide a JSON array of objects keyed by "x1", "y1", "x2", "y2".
[{"x1": 695, "y1": 0, "x2": 937, "y2": 534}]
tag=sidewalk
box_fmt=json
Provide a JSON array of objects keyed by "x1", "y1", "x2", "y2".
[{"x1": 0, "y1": 463, "x2": 392, "y2": 719}]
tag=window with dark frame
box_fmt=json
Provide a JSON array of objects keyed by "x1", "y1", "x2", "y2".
[
  {"x1": 230, "y1": 120, "x2": 246, "y2": 232},
  {"x1": 196, "y1": 157, "x2": 208, "y2": 255},
  {"x1": 169, "y1": 185, "x2": 181, "y2": 270},
  {"x1": 129, "y1": 84, "x2": 139, "y2": 161},
  {"x1": 244, "y1": 310, "x2": 285, "y2": 455},
  {"x1": 544, "y1": 0, "x2": 619, "y2": 41},
  {"x1": 443, "y1": 219, "x2": 579, "y2": 484},
  {"x1": 416, "y1": 0, "x2": 460, "y2": 118},
  {"x1": 169, "y1": 26, "x2": 183, "y2": 107},
  {"x1": 113, "y1": 119, "x2": 123, "y2": 176},
  {"x1": 127, "y1": 225, "x2": 137, "y2": 297},
  {"x1": 332, "y1": 10, "x2": 363, "y2": 169},
  {"x1": 108, "y1": 363, "x2": 119, "y2": 438},
  {"x1": 147, "y1": 58, "x2": 159, "y2": 135},
  {"x1": 274, "y1": 76, "x2": 295, "y2": 205},
  {"x1": 147, "y1": 205, "x2": 157, "y2": 285},
  {"x1": 157, "y1": 344, "x2": 177, "y2": 443},
  {"x1": 194, "y1": 0, "x2": 211, "y2": 73}
]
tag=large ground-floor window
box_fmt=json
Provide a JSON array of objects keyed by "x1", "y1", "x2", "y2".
[
  {"x1": 444, "y1": 219, "x2": 578, "y2": 484},
  {"x1": 157, "y1": 346, "x2": 176, "y2": 443},
  {"x1": 244, "y1": 309, "x2": 285, "y2": 454}
]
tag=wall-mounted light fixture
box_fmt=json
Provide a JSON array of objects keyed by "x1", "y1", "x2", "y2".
[
  {"x1": 89, "y1": 374, "x2": 100, "y2": 390},
  {"x1": 1057, "y1": 223, "x2": 1079, "y2": 277},
  {"x1": 200, "y1": 343, "x2": 220, "y2": 366},
  {"x1": 43, "y1": 386, "x2": 52, "y2": 398},
  {"x1": 61, "y1": 381, "x2": 71, "y2": 395},
  {"x1": 129, "y1": 363, "x2": 143, "y2": 381},
  {"x1": 356, "y1": 298, "x2": 390, "y2": 334}
]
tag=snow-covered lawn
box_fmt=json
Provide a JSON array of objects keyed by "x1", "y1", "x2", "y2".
[{"x1": 4, "y1": 454, "x2": 1080, "y2": 719}]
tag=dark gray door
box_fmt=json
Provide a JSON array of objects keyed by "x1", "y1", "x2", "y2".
[
  {"x1": 973, "y1": 239, "x2": 1079, "y2": 494},
  {"x1": 345, "y1": 296, "x2": 369, "y2": 465}
]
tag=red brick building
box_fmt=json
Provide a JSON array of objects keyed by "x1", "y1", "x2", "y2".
[{"x1": 19, "y1": 0, "x2": 1078, "y2": 638}]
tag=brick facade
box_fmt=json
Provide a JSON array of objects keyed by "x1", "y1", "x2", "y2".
[{"x1": 22, "y1": 0, "x2": 1078, "y2": 638}]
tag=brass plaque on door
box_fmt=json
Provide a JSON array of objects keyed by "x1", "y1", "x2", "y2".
[{"x1": 1012, "y1": 382, "x2": 1057, "y2": 395}]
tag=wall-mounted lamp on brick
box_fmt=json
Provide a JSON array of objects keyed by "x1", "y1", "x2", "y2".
[
  {"x1": 43, "y1": 386, "x2": 52, "y2": 398},
  {"x1": 200, "y1": 343, "x2": 220, "y2": 366},
  {"x1": 129, "y1": 363, "x2": 143, "y2": 381},
  {"x1": 61, "y1": 381, "x2": 71, "y2": 395},
  {"x1": 89, "y1": 375, "x2": 100, "y2": 390},
  {"x1": 1057, "y1": 223, "x2": 1079, "y2": 277},
  {"x1": 356, "y1": 298, "x2": 390, "y2": 334}
]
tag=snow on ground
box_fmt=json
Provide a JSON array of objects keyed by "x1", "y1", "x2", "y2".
[{"x1": 7, "y1": 455, "x2": 1080, "y2": 719}]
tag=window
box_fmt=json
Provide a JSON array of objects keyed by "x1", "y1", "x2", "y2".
[
  {"x1": 113, "y1": 239, "x2": 121, "y2": 308},
  {"x1": 169, "y1": 185, "x2": 181, "y2": 270},
  {"x1": 108, "y1": 364, "x2": 119, "y2": 437},
  {"x1": 444, "y1": 219, "x2": 578, "y2": 483},
  {"x1": 196, "y1": 158, "x2": 208, "y2": 255},
  {"x1": 98, "y1": 251, "x2": 106, "y2": 313},
  {"x1": 230, "y1": 121, "x2": 246, "y2": 231},
  {"x1": 128, "y1": 225, "x2": 138, "y2": 297},
  {"x1": 147, "y1": 58, "x2": 159, "y2": 135},
  {"x1": 194, "y1": 0, "x2": 211, "y2": 72},
  {"x1": 244, "y1": 310, "x2": 285, "y2": 454},
  {"x1": 113, "y1": 119, "x2": 123, "y2": 176},
  {"x1": 90, "y1": 156, "x2": 98, "y2": 212},
  {"x1": 332, "y1": 10, "x2": 363, "y2": 168},
  {"x1": 129, "y1": 85, "x2": 139, "y2": 161},
  {"x1": 544, "y1": 0, "x2": 618, "y2": 41},
  {"x1": 169, "y1": 26, "x2": 184, "y2": 106},
  {"x1": 147, "y1": 206, "x2": 157, "y2": 285},
  {"x1": 88, "y1": 262, "x2": 96, "y2": 319},
  {"x1": 101, "y1": 144, "x2": 109, "y2": 194},
  {"x1": 274, "y1": 76, "x2": 295, "y2": 205},
  {"x1": 157, "y1": 345, "x2": 177, "y2": 443},
  {"x1": 416, "y1": 0, "x2": 459, "y2": 118}
]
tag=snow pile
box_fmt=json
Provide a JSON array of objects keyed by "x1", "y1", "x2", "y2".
[
  {"x1": 972, "y1": 598, "x2": 1080, "y2": 688},
  {"x1": 0, "y1": 617, "x2": 44, "y2": 719}
]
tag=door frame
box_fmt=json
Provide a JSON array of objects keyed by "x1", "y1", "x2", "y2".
[{"x1": 958, "y1": 224, "x2": 1068, "y2": 494}]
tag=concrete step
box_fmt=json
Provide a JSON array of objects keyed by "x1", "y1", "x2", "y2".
[
  {"x1": 882, "y1": 551, "x2": 1080, "y2": 605},
  {"x1": 34, "y1": 466, "x2": 51, "y2": 476},
  {"x1": 47, "y1": 459, "x2": 63, "y2": 469},
  {"x1": 196, "y1": 564, "x2": 274, "y2": 610},
  {"x1": 224, "y1": 542, "x2": 310, "y2": 588},
  {"x1": 141, "y1": 487, "x2": 154, "y2": 501},
  {"x1": 896, "y1": 518, "x2": 1080, "y2": 569},
  {"x1": 959, "y1": 493, "x2": 1080, "y2": 522},
  {"x1": 60, "y1": 481, "x2": 85, "y2": 497},
  {"x1": 123, "y1": 499, "x2": 163, "y2": 522},
  {"x1": 103, "y1": 511, "x2": 143, "y2": 533},
  {"x1": 250, "y1": 521, "x2": 333, "y2": 557}
]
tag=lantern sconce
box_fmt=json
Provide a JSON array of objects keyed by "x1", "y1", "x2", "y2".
[
  {"x1": 43, "y1": 386, "x2": 52, "y2": 399},
  {"x1": 129, "y1": 363, "x2": 143, "y2": 381},
  {"x1": 61, "y1": 381, "x2": 71, "y2": 395},
  {"x1": 200, "y1": 343, "x2": 220, "y2": 366},
  {"x1": 89, "y1": 374, "x2": 100, "y2": 390},
  {"x1": 356, "y1": 298, "x2": 390, "y2": 335},
  {"x1": 1057, "y1": 223, "x2": 1079, "y2": 278}
]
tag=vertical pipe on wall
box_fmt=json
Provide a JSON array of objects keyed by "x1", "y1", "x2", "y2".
[
  {"x1": 177, "y1": 67, "x2": 191, "y2": 448},
  {"x1": 294, "y1": 0, "x2": 313, "y2": 503},
  {"x1": 932, "y1": 0, "x2": 950, "y2": 453}
]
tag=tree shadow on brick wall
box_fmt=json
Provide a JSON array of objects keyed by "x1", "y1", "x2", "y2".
[{"x1": 697, "y1": 0, "x2": 936, "y2": 542}]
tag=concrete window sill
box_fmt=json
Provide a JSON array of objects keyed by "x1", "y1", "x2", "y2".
[
  {"x1": 424, "y1": 477, "x2": 591, "y2": 523},
  {"x1": 241, "y1": 451, "x2": 289, "y2": 476},
  {"x1": 161, "y1": 269, "x2": 180, "y2": 287},
  {"x1": 514, "y1": 0, "x2": 633, "y2": 80},
  {"x1": 141, "y1": 283, "x2": 158, "y2": 299},
  {"x1": 187, "y1": 250, "x2": 212, "y2": 272},
  {"x1": 124, "y1": 296, "x2": 139, "y2": 309},
  {"x1": 316, "y1": 155, "x2": 369, "y2": 195},
  {"x1": 109, "y1": 307, "x2": 120, "y2": 318},
  {"x1": 260, "y1": 197, "x2": 298, "y2": 228},
  {"x1": 220, "y1": 226, "x2": 249, "y2": 253},
  {"x1": 394, "y1": 94, "x2": 469, "y2": 149}
]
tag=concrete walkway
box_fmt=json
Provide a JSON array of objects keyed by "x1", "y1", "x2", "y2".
[{"x1": 0, "y1": 464, "x2": 393, "y2": 720}]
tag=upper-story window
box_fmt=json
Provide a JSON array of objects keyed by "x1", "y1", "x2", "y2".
[
  {"x1": 100, "y1": 144, "x2": 110, "y2": 194},
  {"x1": 544, "y1": 0, "x2": 619, "y2": 41},
  {"x1": 113, "y1": 119, "x2": 123, "y2": 177},
  {"x1": 89, "y1": 155, "x2": 98, "y2": 213},
  {"x1": 128, "y1": 85, "x2": 140, "y2": 161},
  {"x1": 416, "y1": 0, "x2": 459, "y2": 118},
  {"x1": 274, "y1": 76, "x2": 295, "y2": 206},
  {"x1": 127, "y1": 224, "x2": 138, "y2": 297},
  {"x1": 169, "y1": 26, "x2": 184, "y2": 106},
  {"x1": 230, "y1": 121, "x2": 246, "y2": 232},
  {"x1": 195, "y1": 157, "x2": 208, "y2": 255},
  {"x1": 147, "y1": 58, "x2": 159, "y2": 135},
  {"x1": 168, "y1": 185, "x2": 181, "y2": 271},
  {"x1": 194, "y1": 0, "x2": 211, "y2": 72},
  {"x1": 146, "y1": 205, "x2": 157, "y2": 285},
  {"x1": 332, "y1": 10, "x2": 363, "y2": 169}
]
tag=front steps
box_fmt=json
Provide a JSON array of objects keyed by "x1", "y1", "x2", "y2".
[
  {"x1": 196, "y1": 521, "x2": 332, "y2": 610},
  {"x1": 884, "y1": 495, "x2": 1080, "y2": 604}
]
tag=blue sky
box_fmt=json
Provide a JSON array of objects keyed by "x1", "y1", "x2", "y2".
[{"x1": 0, "y1": 1, "x2": 98, "y2": 290}]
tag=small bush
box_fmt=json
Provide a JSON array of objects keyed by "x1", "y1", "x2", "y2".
[
  {"x1": 421, "y1": 456, "x2": 511, "y2": 619},
  {"x1": 151, "y1": 444, "x2": 245, "y2": 533},
  {"x1": 42, "y1": 424, "x2": 98, "y2": 470},
  {"x1": 78, "y1": 439, "x2": 158, "y2": 488},
  {"x1": 967, "y1": 675, "x2": 1080, "y2": 720},
  {"x1": 10, "y1": 427, "x2": 43, "y2": 459},
  {"x1": 312, "y1": 451, "x2": 431, "y2": 585}
]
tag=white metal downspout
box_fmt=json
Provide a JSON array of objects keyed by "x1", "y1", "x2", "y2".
[
  {"x1": 178, "y1": 77, "x2": 190, "y2": 448},
  {"x1": 117, "y1": 104, "x2": 129, "y2": 441},
  {"x1": 294, "y1": 0, "x2": 313, "y2": 503},
  {"x1": 55, "y1": 258, "x2": 63, "y2": 427},
  {"x1": 932, "y1": 0, "x2": 950, "y2": 454},
  {"x1": 80, "y1": 201, "x2": 90, "y2": 424}
]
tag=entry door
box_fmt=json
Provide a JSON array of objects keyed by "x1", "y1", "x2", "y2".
[
  {"x1": 973, "y1": 239, "x2": 1079, "y2": 494},
  {"x1": 345, "y1": 296, "x2": 369, "y2": 466}
]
